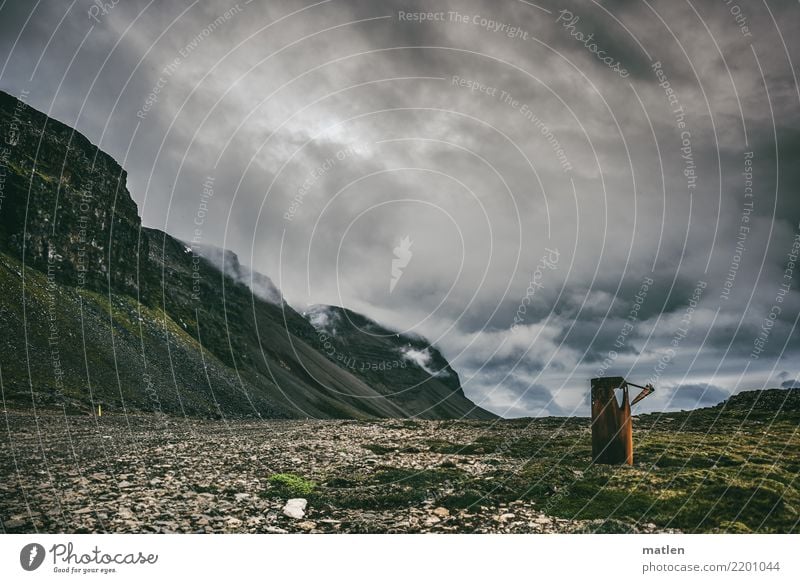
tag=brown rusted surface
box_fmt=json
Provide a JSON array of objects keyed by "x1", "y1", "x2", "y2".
[
  {"x1": 591, "y1": 377, "x2": 633, "y2": 465},
  {"x1": 630, "y1": 383, "x2": 655, "y2": 407}
]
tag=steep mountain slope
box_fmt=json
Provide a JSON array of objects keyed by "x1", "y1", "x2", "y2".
[
  {"x1": 305, "y1": 305, "x2": 496, "y2": 419},
  {"x1": 0, "y1": 89, "x2": 494, "y2": 420}
]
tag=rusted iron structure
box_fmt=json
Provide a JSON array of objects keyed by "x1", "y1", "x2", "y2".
[{"x1": 590, "y1": 377, "x2": 654, "y2": 465}]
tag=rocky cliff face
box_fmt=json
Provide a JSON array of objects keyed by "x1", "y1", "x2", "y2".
[
  {"x1": 0, "y1": 90, "x2": 495, "y2": 420},
  {"x1": 0, "y1": 91, "x2": 146, "y2": 295}
]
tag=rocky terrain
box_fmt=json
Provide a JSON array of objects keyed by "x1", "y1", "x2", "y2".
[{"x1": 2, "y1": 389, "x2": 797, "y2": 534}]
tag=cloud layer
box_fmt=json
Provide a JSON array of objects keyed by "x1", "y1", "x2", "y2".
[{"x1": 1, "y1": 0, "x2": 798, "y2": 416}]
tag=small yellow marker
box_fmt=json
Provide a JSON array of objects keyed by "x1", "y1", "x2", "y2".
[{"x1": 98, "y1": 405, "x2": 102, "y2": 417}]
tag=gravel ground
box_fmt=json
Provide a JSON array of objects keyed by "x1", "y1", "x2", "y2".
[{"x1": 1, "y1": 410, "x2": 677, "y2": 534}]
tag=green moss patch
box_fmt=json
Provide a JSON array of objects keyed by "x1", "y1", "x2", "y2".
[{"x1": 268, "y1": 473, "x2": 316, "y2": 497}]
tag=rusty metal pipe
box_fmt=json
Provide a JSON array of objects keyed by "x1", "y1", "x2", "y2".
[
  {"x1": 590, "y1": 377, "x2": 654, "y2": 465},
  {"x1": 591, "y1": 377, "x2": 632, "y2": 465}
]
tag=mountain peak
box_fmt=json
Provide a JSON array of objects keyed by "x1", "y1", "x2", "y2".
[
  {"x1": 0, "y1": 90, "x2": 145, "y2": 295},
  {"x1": 188, "y1": 243, "x2": 283, "y2": 305}
]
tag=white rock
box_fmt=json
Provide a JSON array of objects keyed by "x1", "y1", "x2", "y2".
[
  {"x1": 282, "y1": 498, "x2": 308, "y2": 519},
  {"x1": 432, "y1": 507, "x2": 450, "y2": 518}
]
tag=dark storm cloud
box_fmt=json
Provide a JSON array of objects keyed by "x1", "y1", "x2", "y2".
[
  {"x1": 544, "y1": 0, "x2": 655, "y2": 81},
  {"x1": 1, "y1": 0, "x2": 799, "y2": 416},
  {"x1": 666, "y1": 383, "x2": 728, "y2": 409},
  {"x1": 465, "y1": 369, "x2": 568, "y2": 418}
]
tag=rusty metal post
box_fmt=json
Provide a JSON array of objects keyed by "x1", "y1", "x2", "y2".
[{"x1": 591, "y1": 376, "x2": 633, "y2": 465}]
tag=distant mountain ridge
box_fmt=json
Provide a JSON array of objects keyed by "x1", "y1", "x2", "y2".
[
  {"x1": 714, "y1": 388, "x2": 799, "y2": 413},
  {"x1": 0, "y1": 89, "x2": 495, "y2": 420},
  {"x1": 304, "y1": 305, "x2": 495, "y2": 419}
]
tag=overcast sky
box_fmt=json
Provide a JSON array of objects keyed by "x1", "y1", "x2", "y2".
[{"x1": 2, "y1": 0, "x2": 799, "y2": 417}]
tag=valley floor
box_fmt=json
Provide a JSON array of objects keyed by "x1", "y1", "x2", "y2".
[{"x1": 1, "y1": 408, "x2": 797, "y2": 534}]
